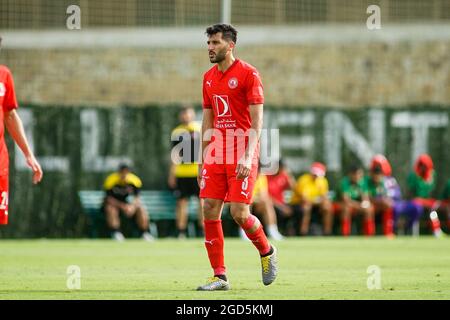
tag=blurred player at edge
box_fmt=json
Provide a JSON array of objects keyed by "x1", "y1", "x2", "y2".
[
  {"x1": 197, "y1": 24, "x2": 277, "y2": 291},
  {"x1": 0, "y1": 36, "x2": 43, "y2": 225}
]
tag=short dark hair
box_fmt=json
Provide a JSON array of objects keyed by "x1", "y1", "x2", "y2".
[
  {"x1": 180, "y1": 105, "x2": 194, "y2": 114},
  {"x1": 205, "y1": 24, "x2": 237, "y2": 44},
  {"x1": 348, "y1": 163, "x2": 362, "y2": 174},
  {"x1": 118, "y1": 163, "x2": 130, "y2": 172}
]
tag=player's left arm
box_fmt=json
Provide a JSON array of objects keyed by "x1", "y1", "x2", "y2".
[
  {"x1": 4, "y1": 109, "x2": 43, "y2": 184},
  {"x1": 236, "y1": 104, "x2": 263, "y2": 179}
]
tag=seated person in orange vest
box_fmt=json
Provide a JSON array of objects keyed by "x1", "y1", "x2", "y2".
[
  {"x1": 337, "y1": 164, "x2": 374, "y2": 236},
  {"x1": 291, "y1": 162, "x2": 333, "y2": 236},
  {"x1": 103, "y1": 164, "x2": 153, "y2": 241}
]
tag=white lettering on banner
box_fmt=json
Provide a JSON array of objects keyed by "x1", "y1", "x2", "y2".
[
  {"x1": 80, "y1": 109, "x2": 132, "y2": 172},
  {"x1": 15, "y1": 109, "x2": 69, "y2": 172},
  {"x1": 324, "y1": 111, "x2": 382, "y2": 171},
  {"x1": 265, "y1": 111, "x2": 315, "y2": 173},
  {"x1": 391, "y1": 112, "x2": 448, "y2": 163}
]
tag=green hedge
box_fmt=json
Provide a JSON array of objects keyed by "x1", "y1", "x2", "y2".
[{"x1": 0, "y1": 104, "x2": 448, "y2": 238}]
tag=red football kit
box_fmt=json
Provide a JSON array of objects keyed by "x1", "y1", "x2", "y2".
[
  {"x1": 200, "y1": 59, "x2": 264, "y2": 204},
  {"x1": 0, "y1": 66, "x2": 18, "y2": 225}
]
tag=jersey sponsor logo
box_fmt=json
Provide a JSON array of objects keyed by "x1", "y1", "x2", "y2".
[
  {"x1": 0, "y1": 83, "x2": 5, "y2": 97},
  {"x1": 206, "y1": 80, "x2": 212, "y2": 87},
  {"x1": 213, "y1": 95, "x2": 232, "y2": 117},
  {"x1": 228, "y1": 77, "x2": 238, "y2": 89}
]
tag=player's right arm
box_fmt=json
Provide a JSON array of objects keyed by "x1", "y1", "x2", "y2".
[
  {"x1": 4, "y1": 109, "x2": 43, "y2": 184},
  {"x1": 198, "y1": 108, "x2": 214, "y2": 186},
  {"x1": 198, "y1": 74, "x2": 214, "y2": 186},
  {"x1": 3, "y1": 69, "x2": 43, "y2": 184}
]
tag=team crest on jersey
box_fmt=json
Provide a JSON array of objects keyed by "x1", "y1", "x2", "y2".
[
  {"x1": 213, "y1": 95, "x2": 232, "y2": 117},
  {"x1": 0, "y1": 83, "x2": 5, "y2": 97},
  {"x1": 228, "y1": 77, "x2": 238, "y2": 89}
]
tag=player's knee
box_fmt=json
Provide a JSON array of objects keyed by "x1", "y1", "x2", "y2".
[
  {"x1": 203, "y1": 199, "x2": 221, "y2": 219},
  {"x1": 230, "y1": 206, "x2": 249, "y2": 226}
]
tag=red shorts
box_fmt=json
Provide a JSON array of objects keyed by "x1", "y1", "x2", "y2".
[
  {"x1": 199, "y1": 163, "x2": 258, "y2": 204},
  {"x1": 0, "y1": 174, "x2": 9, "y2": 225}
]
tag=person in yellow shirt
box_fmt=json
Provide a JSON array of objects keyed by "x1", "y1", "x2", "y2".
[
  {"x1": 291, "y1": 162, "x2": 333, "y2": 235},
  {"x1": 246, "y1": 173, "x2": 284, "y2": 241},
  {"x1": 168, "y1": 106, "x2": 203, "y2": 238},
  {"x1": 103, "y1": 164, "x2": 153, "y2": 241}
]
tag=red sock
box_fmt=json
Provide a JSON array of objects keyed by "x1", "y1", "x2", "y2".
[
  {"x1": 363, "y1": 218, "x2": 375, "y2": 236},
  {"x1": 382, "y1": 208, "x2": 394, "y2": 235},
  {"x1": 342, "y1": 218, "x2": 351, "y2": 236},
  {"x1": 240, "y1": 215, "x2": 271, "y2": 256},
  {"x1": 203, "y1": 219, "x2": 226, "y2": 276}
]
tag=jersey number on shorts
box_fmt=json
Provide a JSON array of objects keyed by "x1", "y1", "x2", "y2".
[
  {"x1": 0, "y1": 191, "x2": 8, "y2": 210},
  {"x1": 241, "y1": 177, "x2": 249, "y2": 191}
]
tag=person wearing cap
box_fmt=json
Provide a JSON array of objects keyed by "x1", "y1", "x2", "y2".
[
  {"x1": 365, "y1": 155, "x2": 394, "y2": 237},
  {"x1": 103, "y1": 164, "x2": 154, "y2": 241},
  {"x1": 337, "y1": 164, "x2": 373, "y2": 236},
  {"x1": 405, "y1": 154, "x2": 438, "y2": 235},
  {"x1": 380, "y1": 154, "x2": 428, "y2": 236},
  {"x1": 290, "y1": 162, "x2": 333, "y2": 236}
]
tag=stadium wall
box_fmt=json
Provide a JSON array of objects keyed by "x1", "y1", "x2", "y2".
[
  {"x1": 1, "y1": 25, "x2": 449, "y2": 108},
  {"x1": 0, "y1": 105, "x2": 448, "y2": 238}
]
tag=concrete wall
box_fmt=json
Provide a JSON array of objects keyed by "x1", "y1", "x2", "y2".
[{"x1": 1, "y1": 25, "x2": 450, "y2": 108}]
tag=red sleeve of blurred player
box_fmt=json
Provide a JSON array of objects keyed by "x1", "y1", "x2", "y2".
[
  {"x1": 202, "y1": 76, "x2": 212, "y2": 109},
  {"x1": 246, "y1": 69, "x2": 264, "y2": 105},
  {"x1": 3, "y1": 68, "x2": 19, "y2": 113}
]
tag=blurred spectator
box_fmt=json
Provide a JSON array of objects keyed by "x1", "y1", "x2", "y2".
[
  {"x1": 169, "y1": 106, "x2": 203, "y2": 238},
  {"x1": 103, "y1": 164, "x2": 153, "y2": 241},
  {"x1": 337, "y1": 164, "x2": 374, "y2": 236},
  {"x1": 440, "y1": 179, "x2": 450, "y2": 232},
  {"x1": 406, "y1": 154, "x2": 437, "y2": 235},
  {"x1": 291, "y1": 162, "x2": 333, "y2": 236},
  {"x1": 248, "y1": 173, "x2": 284, "y2": 241},
  {"x1": 380, "y1": 155, "x2": 422, "y2": 236},
  {"x1": 266, "y1": 159, "x2": 296, "y2": 236},
  {"x1": 367, "y1": 155, "x2": 394, "y2": 237}
]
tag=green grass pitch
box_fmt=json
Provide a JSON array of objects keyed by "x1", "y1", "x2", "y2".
[{"x1": 0, "y1": 237, "x2": 449, "y2": 300}]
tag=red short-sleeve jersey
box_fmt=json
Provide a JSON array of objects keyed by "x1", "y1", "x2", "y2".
[
  {"x1": 202, "y1": 59, "x2": 264, "y2": 162},
  {"x1": 202, "y1": 59, "x2": 264, "y2": 130}
]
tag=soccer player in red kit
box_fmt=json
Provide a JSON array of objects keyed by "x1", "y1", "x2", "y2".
[
  {"x1": 196, "y1": 24, "x2": 277, "y2": 291},
  {"x1": 0, "y1": 36, "x2": 43, "y2": 225}
]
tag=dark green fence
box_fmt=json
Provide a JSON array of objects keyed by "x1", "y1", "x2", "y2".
[{"x1": 0, "y1": 104, "x2": 448, "y2": 238}]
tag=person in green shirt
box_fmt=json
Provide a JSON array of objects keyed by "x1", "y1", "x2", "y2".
[
  {"x1": 338, "y1": 164, "x2": 374, "y2": 236},
  {"x1": 366, "y1": 155, "x2": 394, "y2": 237}
]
